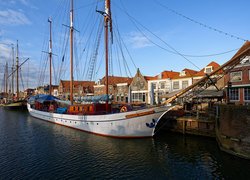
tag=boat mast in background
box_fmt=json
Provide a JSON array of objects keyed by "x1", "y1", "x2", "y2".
[
  {"x1": 11, "y1": 46, "x2": 14, "y2": 100},
  {"x1": 70, "y1": 0, "x2": 74, "y2": 105},
  {"x1": 16, "y1": 40, "x2": 19, "y2": 100},
  {"x1": 48, "y1": 18, "x2": 53, "y2": 95},
  {"x1": 5, "y1": 62, "x2": 8, "y2": 95}
]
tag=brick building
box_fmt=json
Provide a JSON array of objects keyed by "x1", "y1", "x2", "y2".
[
  {"x1": 94, "y1": 76, "x2": 132, "y2": 103},
  {"x1": 59, "y1": 80, "x2": 95, "y2": 99},
  {"x1": 130, "y1": 69, "x2": 154, "y2": 104},
  {"x1": 225, "y1": 56, "x2": 250, "y2": 105}
]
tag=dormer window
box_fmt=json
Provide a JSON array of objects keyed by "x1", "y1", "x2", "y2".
[
  {"x1": 180, "y1": 71, "x2": 186, "y2": 76},
  {"x1": 240, "y1": 56, "x2": 250, "y2": 64},
  {"x1": 204, "y1": 66, "x2": 213, "y2": 74}
]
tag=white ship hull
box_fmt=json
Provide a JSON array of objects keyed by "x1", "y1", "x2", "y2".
[{"x1": 27, "y1": 103, "x2": 173, "y2": 138}]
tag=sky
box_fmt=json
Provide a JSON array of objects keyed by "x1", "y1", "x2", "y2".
[{"x1": 0, "y1": 0, "x2": 250, "y2": 91}]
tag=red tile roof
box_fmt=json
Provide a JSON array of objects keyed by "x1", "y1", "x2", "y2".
[
  {"x1": 144, "y1": 70, "x2": 179, "y2": 81},
  {"x1": 160, "y1": 70, "x2": 179, "y2": 79},
  {"x1": 60, "y1": 80, "x2": 95, "y2": 92},
  {"x1": 195, "y1": 61, "x2": 220, "y2": 76},
  {"x1": 100, "y1": 76, "x2": 133, "y2": 85},
  {"x1": 144, "y1": 76, "x2": 157, "y2": 81},
  {"x1": 172, "y1": 68, "x2": 198, "y2": 79}
]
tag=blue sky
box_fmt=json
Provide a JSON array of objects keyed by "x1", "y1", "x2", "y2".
[{"x1": 1, "y1": 0, "x2": 250, "y2": 90}]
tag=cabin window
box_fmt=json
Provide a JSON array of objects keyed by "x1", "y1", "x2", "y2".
[
  {"x1": 229, "y1": 88, "x2": 239, "y2": 101},
  {"x1": 182, "y1": 81, "x2": 188, "y2": 89},
  {"x1": 244, "y1": 88, "x2": 250, "y2": 101},
  {"x1": 230, "y1": 71, "x2": 242, "y2": 82},
  {"x1": 173, "y1": 81, "x2": 179, "y2": 90}
]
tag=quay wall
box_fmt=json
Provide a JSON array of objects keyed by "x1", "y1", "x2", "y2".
[{"x1": 216, "y1": 104, "x2": 250, "y2": 159}]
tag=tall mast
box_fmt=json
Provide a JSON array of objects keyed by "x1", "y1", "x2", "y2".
[
  {"x1": 70, "y1": 0, "x2": 74, "y2": 105},
  {"x1": 48, "y1": 17, "x2": 52, "y2": 95},
  {"x1": 16, "y1": 40, "x2": 19, "y2": 100},
  {"x1": 104, "y1": 0, "x2": 111, "y2": 112},
  {"x1": 5, "y1": 62, "x2": 8, "y2": 95},
  {"x1": 11, "y1": 46, "x2": 14, "y2": 100}
]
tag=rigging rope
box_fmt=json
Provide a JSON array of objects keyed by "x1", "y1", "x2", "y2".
[
  {"x1": 154, "y1": 0, "x2": 248, "y2": 42},
  {"x1": 115, "y1": 1, "x2": 240, "y2": 59},
  {"x1": 117, "y1": 1, "x2": 201, "y2": 71}
]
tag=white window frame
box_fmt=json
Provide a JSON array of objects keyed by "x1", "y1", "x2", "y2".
[
  {"x1": 160, "y1": 82, "x2": 165, "y2": 89},
  {"x1": 182, "y1": 80, "x2": 188, "y2": 89},
  {"x1": 180, "y1": 71, "x2": 186, "y2": 76},
  {"x1": 230, "y1": 71, "x2": 242, "y2": 82},
  {"x1": 204, "y1": 66, "x2": 213, "y2": 74},
  {"x1": 173, "y1": 81, "x2": 179, "y2": 90},
  {"x1": 229, "y1": 88, "x2": 240, "y2": 101},
  {"x1": 244, "y1": 87, "x2": 250, "y2": 101}
]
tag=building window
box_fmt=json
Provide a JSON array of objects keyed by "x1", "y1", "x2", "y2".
[
  {"x1": 116, "y1": 95, "x2": 119, "y2": 102},
  {"x1": 230, "y1": 71, "x2": 242, "y2": 82},
  {"x1": 205, "y1": 66, "x2": 213, "y2": 73},
  {"x1": 151, "y1": 83, "x2": 156, "y2": 90},
  {"x1": 180, "y1": 71, "x2": 186, "y2": 76},
  {"x1": 121, "y1": 96, "x2": 124, "y2": 102},
  {"x1": 182, "y1": 81, "x2": 188, "y2": 89},
  {"x1": 173, "y1": 81, "x2": 179, "y2": 90},
  {"x1": 160, "y1": 82, "x2": 165, "y2": 89},
  {"x1": 229, "y1": 88, "x2": 239, "y2": 101},
  {"x1": 244, "y1": 88, "x2": 250, "y2": 101},
  {"x1": 132, "y1": 93, "x2": 146, "y2": 103}
]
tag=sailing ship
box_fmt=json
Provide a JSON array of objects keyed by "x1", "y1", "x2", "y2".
[
  {"x1": 27, "y1": 0, "x2": 173, "y2": 138},
  {"x1": 3, "y1": 41, "x2": 28, "y2": 110}
]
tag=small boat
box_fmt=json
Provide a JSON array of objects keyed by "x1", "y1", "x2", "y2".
[{"x1": 4, "y1": 100, "x2": 27, "y2": 110}]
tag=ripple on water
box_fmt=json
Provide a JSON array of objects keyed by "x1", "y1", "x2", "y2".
[{"x1": 1, "y1": 109, "x2": 250, "y2": 179}]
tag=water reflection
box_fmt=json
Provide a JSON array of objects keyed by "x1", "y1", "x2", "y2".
[{"x1": 0, "y1": 109, "x2": 250, "y2": 179}]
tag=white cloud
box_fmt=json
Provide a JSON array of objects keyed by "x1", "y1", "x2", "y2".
[
  {"x1": 127, "y1": 32, "x2": 153, "y2": 49},
  {"x1": 0, "y1": 44, "x2": 12, "y2": 60},
  {"x1": 0, "y1": 9, "x2": 31, "y2": 25},
  {"x1": 20, "y1": 0, "x2": 29, "y2": 6}
]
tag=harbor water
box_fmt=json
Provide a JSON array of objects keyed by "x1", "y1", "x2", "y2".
[{"x1": 0, "y1": 108, "x2": 250, "y2": 179}]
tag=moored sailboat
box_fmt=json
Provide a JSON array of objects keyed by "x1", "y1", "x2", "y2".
[
  {"x1": 27, "y1": 0, "x2": 172, "y2": 138},
  {"x1": 3, "y1": 41, "x2": 27, "y2": 110}
]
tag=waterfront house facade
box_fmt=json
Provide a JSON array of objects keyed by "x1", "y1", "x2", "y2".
[
  {"x1": 59, "y1": 80, "x2": 95, "y2": 99},
  {"x1": 147, "y1": 70, "x2": 179, "y2": 104},
  {"x1": 224, "y1": 56, "x2": 250, "y2": 105},
  {"x1": 193, "y1": 61, "x2": 223, "y2": 87},
  {"x1": 94, "y1": 76, "x2": 132, "y2": 103},
  {"x1": 129, "y1": 69, "x2": 152, "y2": 104}
]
